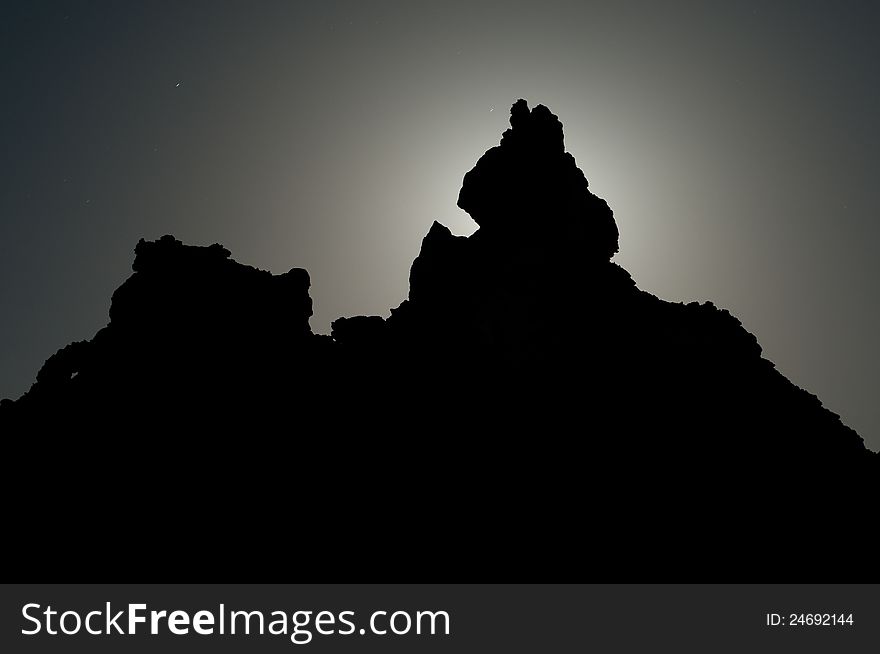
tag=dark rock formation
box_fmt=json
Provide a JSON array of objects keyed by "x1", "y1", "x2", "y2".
[
  {"x1": 458, "y1": 98, "x2": 619, "y2": 260},
  {"x1": 2, "y1": 101, "x2": 875, "y2": 582},
  {"x1": 3, "y1": 235, "x2": 325, "y2": 429}
]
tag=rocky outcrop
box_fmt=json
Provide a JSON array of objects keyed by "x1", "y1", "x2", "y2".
[
  {"x1": 2, "y1": 234, "x2": 322, "y2": 427},
  {"x1": 458, "y1": 98, "x2": 619, "y2": 260},
  {"x1": 2, "y1": 100, "x2": 875, "y2": 581}
]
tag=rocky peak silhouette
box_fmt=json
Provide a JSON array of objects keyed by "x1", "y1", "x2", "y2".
[
  {"x1": 458, "y1": 99, "x2": 618, "y2": 259},
  {"x1": 1, "y1": 100, "x2": 875, "y2": 581}
]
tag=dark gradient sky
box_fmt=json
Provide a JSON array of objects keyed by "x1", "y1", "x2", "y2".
[{"x1": 2, "y1": 1, "x2": 879, "y2": 450}]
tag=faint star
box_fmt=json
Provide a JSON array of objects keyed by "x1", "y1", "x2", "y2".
[{"x1": 175, "y1": 81, "x2": 182, "y2": 87}]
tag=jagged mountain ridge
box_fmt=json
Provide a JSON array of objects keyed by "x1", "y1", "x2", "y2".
[{"x1": 2, "y1": 100, "x2": 875, "y2": 580}]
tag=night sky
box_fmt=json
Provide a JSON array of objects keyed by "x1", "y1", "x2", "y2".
[{"x1": 2, "y1": 1, "x2": 878, "y2": 451}]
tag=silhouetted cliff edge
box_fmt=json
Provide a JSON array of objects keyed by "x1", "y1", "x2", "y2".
[{"x1": 2, "y1": 100, "x2": 875, "y2": 580}]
